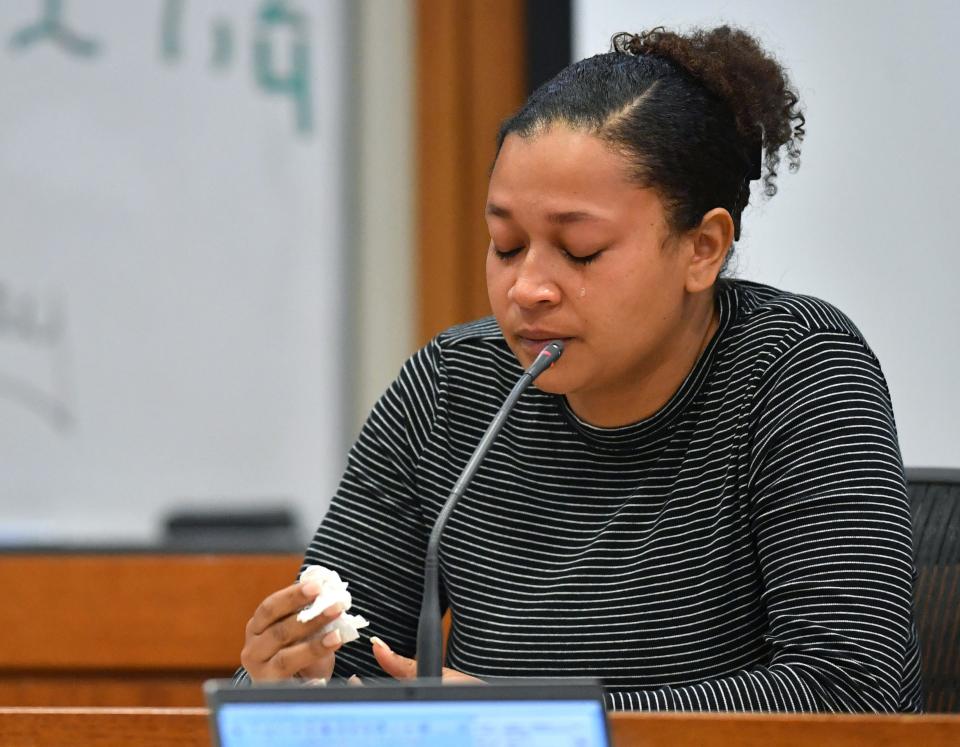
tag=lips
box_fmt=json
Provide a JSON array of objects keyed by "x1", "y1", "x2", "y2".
[{"x1": 515, "y1": 330, "x2": 573, "y2": 356}]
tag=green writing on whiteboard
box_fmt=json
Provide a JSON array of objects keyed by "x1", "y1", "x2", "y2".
[
  {"x1": 162, "y1": 0, "x2": 314, "y2": 134},
  {"x1": 8, "y1": 0, "x2": 101, "y2": 58},
  {"x1": 8, "y1": 1, "x2": 315, "y2": 137},
  {"x1": 253, "y1": 1, "x2": 313, "y2": 134}
]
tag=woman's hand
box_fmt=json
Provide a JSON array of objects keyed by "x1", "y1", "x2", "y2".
[
  {"x1": 369, "y1": 636, "x2": 482, "y2": 684},
  {"x1": 240, "y1": 581, "x2": 346, "y2": 682}
]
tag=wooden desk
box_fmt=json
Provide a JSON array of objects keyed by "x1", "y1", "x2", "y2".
[
  {"x1": 0, "y1": 553, "x2": 301, "y2": 706},
  {"x1": 1, "y1": 708, "x2": 958, "y2": 746}
]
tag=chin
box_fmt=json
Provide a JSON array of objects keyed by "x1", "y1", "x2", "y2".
[
  {"x1": 508, "y1": 342, "x2": 579, "y2": 394},
  {"x1": 530, "y1": 367, "x2": 574, "y2": 395}
]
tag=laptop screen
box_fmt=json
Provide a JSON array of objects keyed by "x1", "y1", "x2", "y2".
[{"x1": 215, "y1": 697, "x2": 608, "y2": 747}]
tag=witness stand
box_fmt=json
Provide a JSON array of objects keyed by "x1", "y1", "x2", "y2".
[
  {"x1": 0, "y1": 707, "x2": 958, "y2": 746},
  {"x1": 0, "y1": 553, "x2": 957, "y2": 745}
]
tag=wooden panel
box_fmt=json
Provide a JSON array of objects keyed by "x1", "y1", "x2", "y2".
[
  {"x1": 416, "y1": 0, "x2": 527, "y2": 345},
  {"x1": 609, "y1": 711, "x2": 960, "y2": 746},
  {"x1": 1, "y1": 708, "x2": 959, "y2": 747},
  {"x1": 0, "y1": 554, "x2": 301, "y2": 670},
  {"x1": 0, "y1": 553, "x2": 300, "y2": 705},
  {"x1": 0, "y1": 708, "x2": 210, "y2": 747},
  {"x1": 416, "y1": 0, "x2": 465, "y2": 341},
  {"x1": 462, "y1": 0, "x2": 527, "y2": 328},
  {"x1": 0, "y1": 674, "x2": 215, "y2": 708}
]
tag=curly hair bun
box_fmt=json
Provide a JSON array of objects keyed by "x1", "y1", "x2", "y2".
[{"x1": 613, "y1": 26, "x2": 805, "y2": 196}]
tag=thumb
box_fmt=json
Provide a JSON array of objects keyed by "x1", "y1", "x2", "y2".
[{"x1": 370, "y1": 636, "x2": 417, "y2": 680}]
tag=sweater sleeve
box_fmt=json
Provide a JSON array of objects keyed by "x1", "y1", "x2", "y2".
[
  {"x1": 603, "y1": 331, "x2": 920, "y2": 712},
  {"x1": 233, "y1": 340, "x2": 444, "y2": 684}
]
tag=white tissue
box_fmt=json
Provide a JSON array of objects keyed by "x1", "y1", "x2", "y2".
[
  {"x1": 296, "y1": 565, "x2": 351, "y2": 620},
  {"x1": 295, "y1": 565, "x2": 370, "y2": 644},
  {"x1": 321, "y1": 611, "x2": 370, "y2": 644}
]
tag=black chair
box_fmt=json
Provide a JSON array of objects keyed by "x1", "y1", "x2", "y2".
[{"x1": 907, "y1": 467, "x2": 960, "y2": 712}]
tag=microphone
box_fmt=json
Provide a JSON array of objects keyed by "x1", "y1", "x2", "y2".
[{"x1": 415, "y1": 340, "x2": 565, "y2": 679}]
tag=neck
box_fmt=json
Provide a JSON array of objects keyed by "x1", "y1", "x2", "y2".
[{"x1": 566, "y1": 292, "x2": 720, "y2": 428}]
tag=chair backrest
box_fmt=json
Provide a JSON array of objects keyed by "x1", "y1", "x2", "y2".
[{"x1": 907, "y1": 468, "x2": 960, "y2": 713}]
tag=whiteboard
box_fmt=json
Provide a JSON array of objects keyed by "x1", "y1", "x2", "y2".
[
  {"x1": 574, "y1": 0, "x2": 960, "y2": 469},
  {"x1": 0, "y1": 0, "x2": 349, "y2": 543}
]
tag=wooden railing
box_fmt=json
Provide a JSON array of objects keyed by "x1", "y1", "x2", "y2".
[
  {"x1": 0, "y1": 708, "x2": 958, "y2": 746},
  {"x1": 2, "y1": 551, "x2": 957, "y2": 747},
  {"x1": 0, "y1": 553, "x2": 301, "y2": 706}
]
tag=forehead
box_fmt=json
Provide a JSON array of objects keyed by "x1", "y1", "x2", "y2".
[
  {"x1": 491, "y1": 127, "x2": 632, "y2": 193},
  {"x1": 488, "y1": 126, "x2": 662, "y2": 223}
]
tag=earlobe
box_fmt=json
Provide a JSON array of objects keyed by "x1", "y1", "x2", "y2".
[{"x1": 686, "y1": 208, "x2": 734, "y2": 293}]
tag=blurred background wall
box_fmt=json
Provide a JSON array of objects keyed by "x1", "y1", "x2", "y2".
[
  {"x1": 1, "y1": 0, "x2": 956, "y2": 550},
  {"x1": 1, "y1": 0, "x2": 358, "y2": 545},
  {"x1": 574, "y1": 0, "x2": 960, "y2": 471}
]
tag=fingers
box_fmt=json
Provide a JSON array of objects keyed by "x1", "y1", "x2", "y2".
[
  {"x1": 371, "y1": 636, "x2": 417, "y2": 680},
  {"x1": 368, "y1": 636, "x2": 482, "y2": 684},
  {"x1": 241, "y1": 581, "x2": 348, "y2": 681},
  {"x1": 247, "y1": 581, "x2": 324, "y2": 636},
  {"x1": 242, "y1": 601, "x2": 344, "y2": 667},
  {"x1": 244, "y1": 626, "x2": 344, "y2": 681},
  {"x1": 441, "y1": 667, "x2": 483, "y2": 684},
  {"x1": 273, "y1": 634, "x2": 342, "y2": 680}
]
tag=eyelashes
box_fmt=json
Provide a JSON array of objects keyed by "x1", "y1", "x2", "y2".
[
  {"x1": 491, "y1": 246, "x2": 603, "y2": 265},
  {"x1": 492, "y1": 246, "x2": 523, "y2": 261},
  {"x1": 564, "y1": 248, "x2": 603, "y2": 265}
]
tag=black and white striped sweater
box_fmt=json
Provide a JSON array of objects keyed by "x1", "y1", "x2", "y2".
[{"x1": 243, "y1": 279, "x2": 923, "y2": 712}]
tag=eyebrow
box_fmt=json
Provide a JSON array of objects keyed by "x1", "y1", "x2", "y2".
[{"x1": 485, "y1": 203, "x2": 606, "y2": 225}]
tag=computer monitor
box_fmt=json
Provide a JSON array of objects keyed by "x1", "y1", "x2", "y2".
[{"x1": 205, "y1": 679, "x2": 611, "y2": 747}]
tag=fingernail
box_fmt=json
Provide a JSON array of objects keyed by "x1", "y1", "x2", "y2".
[
  {"x1": 305, "y1": 678, "x2": 327, "y2": 687},
  {"x1": 322, "y1": 629, "x2": 342, "y2": 647},
  {"x1": 323, "y1": 602, "x2": 344, "y2": 617},
  {"x1": 301, "y1": 581, "x2": 322, "y2": 597},
  {"x1": 370, "y1": 636, "x2": 390, "y2": 652},
  {"x1": 348, "y1": 674, "x2": 362, "y2": 686}
]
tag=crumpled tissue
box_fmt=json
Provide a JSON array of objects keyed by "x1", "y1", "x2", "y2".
[{"x1": 296, "y1": 565, "x2": 370, "y2": 644}]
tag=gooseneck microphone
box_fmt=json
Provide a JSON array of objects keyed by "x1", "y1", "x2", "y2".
[{"x1": 415, "y1": 340, "x2": 565, "y2": 679}]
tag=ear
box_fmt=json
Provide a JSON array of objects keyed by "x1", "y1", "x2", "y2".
[{"x1": 685, "y1": 208, "x2": 734, "y2": 293}]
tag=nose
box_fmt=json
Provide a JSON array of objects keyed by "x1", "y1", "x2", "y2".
[{"x1": 507, "y1": 249, "x2": 561, "y2": 308}]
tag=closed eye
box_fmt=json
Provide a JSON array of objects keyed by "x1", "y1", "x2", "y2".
[
  {"x1": 563, "y1": 248, "x2": 603, "y2": 265},
  {"x1": 492, "y1": 245, "x2": 603, "y2": 264},
  {"x1": 492, "y1": 245, "x2": 523, "y2": 260}
]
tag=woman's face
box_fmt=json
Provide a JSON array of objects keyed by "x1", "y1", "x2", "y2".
[{"x1": 485, "y1": 125, "x2": 711, "y2": 424}]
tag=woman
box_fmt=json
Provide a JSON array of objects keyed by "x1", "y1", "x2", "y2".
[{"x1": 238, "y1": 26, "x2": 923, "y2": 712}]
